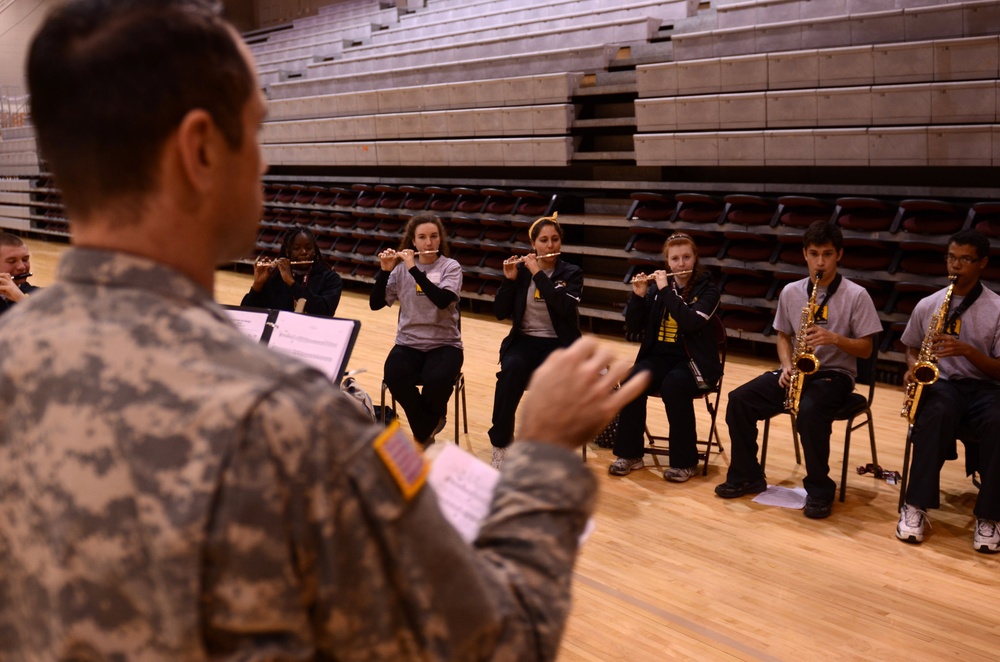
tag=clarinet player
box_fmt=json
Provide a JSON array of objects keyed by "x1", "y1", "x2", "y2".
[
  {"x1": 896, "y1": 229, "x2": 1000, "y2": 552},
  {"x1": 0, "y1": 233, "x2": 39, "y2": 316},
  {"x1": 715, "y1": 221, "x2": 881, "y2": 519}
]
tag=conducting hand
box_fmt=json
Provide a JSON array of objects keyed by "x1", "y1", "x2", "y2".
[{"x1": 518, "y1": 337, "x2": 651, "y2": 449}]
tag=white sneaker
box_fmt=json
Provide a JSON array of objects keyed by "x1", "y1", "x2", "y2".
[
  {"x1": 663, "y1": 466, "x2": 698, "y2": 483},
  {"x1": 973, "y1": 518, "x2": 1000, "y2": 554},
  {"x1": 896, "y1": 503, "x2": 928, "y2": 544},
  {"x1": 608, "y1": 457, "x2": 644, "y2": 476},
  {"x1": 490, "y1": 446, "x2": 506, "y2": 470}
]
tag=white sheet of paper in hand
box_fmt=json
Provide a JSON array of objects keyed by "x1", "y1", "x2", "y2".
[
  {"x1": 427, "y1": 444, "x2": 596, "y2": 545},
  {"x1": 427, "y1": 444, "x2": 501, "y2": 544},
  {"x1": 752, "y1": 485, "x2": 808, "y2": 509}
]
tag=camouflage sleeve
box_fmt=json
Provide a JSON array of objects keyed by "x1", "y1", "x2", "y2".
[{"x1": 201, "y1": 372, "x2": 596, "y2": 661}]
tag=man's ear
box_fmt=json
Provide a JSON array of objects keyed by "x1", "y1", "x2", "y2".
[{"x1": 174, "y1": 109, "x2": 217, "y2": 194}]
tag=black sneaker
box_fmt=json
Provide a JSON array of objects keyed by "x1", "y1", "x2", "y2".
[
  {"x1": 714, "y1": 477, "x2": 767, "y2": 499},
  {"x1": 804, "y1": 495, "x2": 833, "y2": 519}
]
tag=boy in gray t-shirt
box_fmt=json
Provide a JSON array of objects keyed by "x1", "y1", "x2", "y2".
[
  {"x1": 715, "y1": 221, "x2": 881, "y2": 520},
  {"x1": 896, "y1": 229, "x2": 1000, "y2": 554}
]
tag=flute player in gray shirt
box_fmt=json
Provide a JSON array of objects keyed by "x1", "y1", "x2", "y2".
[{"x1": 371, "y1": 213, "x2": 463, "y2": 446}]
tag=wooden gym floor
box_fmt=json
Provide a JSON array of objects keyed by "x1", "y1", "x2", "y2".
[{"x1": 22, "y1": 238, "x2": 1000, "y2": 661}]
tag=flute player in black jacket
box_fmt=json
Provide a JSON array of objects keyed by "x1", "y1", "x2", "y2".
[{"x1": 608, "y1": 232, "x2": 722, "y2": 483}]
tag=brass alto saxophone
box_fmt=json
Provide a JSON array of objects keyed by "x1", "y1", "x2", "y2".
[
  {"x1": 900, "y1": 274, "x2": 957, "y2": 423},
  {"x1": 785, "y1": 271, "x2": 823, "y2": 416}
]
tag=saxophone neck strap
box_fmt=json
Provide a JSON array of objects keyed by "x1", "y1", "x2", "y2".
[
  {"x1": 806, "y1": 273, "x2": 843, "y2": 311},
  {"x1": 945, "y1": 280, "x2": 983, "y2": 328}
]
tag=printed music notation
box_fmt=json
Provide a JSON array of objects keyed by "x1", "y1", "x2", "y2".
[
  {"x1": 427, "y1": 444, "x2": 595, "y2": 545},
  {"x1": 224, "y1": 307, "x2": 360, "y2": 383}
]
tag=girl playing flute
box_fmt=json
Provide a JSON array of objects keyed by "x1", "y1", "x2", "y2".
[{"x1": 370, "y1": 214, "x2": 463, "y2": 447}]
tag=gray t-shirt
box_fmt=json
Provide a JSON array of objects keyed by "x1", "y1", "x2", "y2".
[
  {"x1": 774, "y1": 275, "x2": 882, "y2": 381},
  {"x1": 384, "y1": 256, "x2": 463, "y2": 351},
  {"x1": 900, "y1": 283, "x2": 1000, "y2": 382},
  {"x1": 520, "y1": 268, "x2": 558, "y2": 338}
]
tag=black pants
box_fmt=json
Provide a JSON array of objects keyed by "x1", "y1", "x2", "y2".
[
  {"x1": 725, "y1": 370, "x2": 852, "y2": 501},
  {"x1": 905, "y1": 379, "x2": 1000, "y2": 520},
  {"x1": 613, "y1": 355, "x2": 702, "y2": 469},
  {"x1": 489, "y1": 335, "x2": 562, "y2": 448},
  {"x1": 384, "y1": 344, "x2": 464, "y2": 443}
]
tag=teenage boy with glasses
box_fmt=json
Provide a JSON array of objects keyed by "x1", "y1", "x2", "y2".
[{"x1": 896, "y1": 229, "x2": 1000, "y2": 553}]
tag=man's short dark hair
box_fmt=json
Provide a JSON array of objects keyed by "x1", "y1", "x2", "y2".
[
  {"x1": 949, "y1": 228, "x2": 991, "y2": 260},
  {"x1": 802, "y1": 220, "x2": 843, "y2": 252},
  {"x1": 27, "y1": 0, "x2": 255, "y2": 217},
  {"x1": 0, "y1": 233, "x2": 25, "y2": 249}
]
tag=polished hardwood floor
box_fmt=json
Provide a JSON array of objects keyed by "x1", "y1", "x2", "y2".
[{"x1": 21, "y1": 237, "x2": 1000, "y2": 661}]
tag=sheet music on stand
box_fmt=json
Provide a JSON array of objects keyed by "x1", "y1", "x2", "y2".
[{"x1": 223, "y1": 306, "x2": 360, "y2": 383}]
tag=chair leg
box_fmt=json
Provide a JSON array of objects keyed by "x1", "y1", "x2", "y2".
[
  {"x1": 840, "y1": 420, "x2": 853, "y2": 503},
  {"x1": 898, "y1": 425, "x2": 914, "y2": 511},
  {"x1": 867, "y1": 413, "x2": 878, "y2": 468},
  {"x1": 461, "y1": 377, "x2": 468, "y2": 433},
  {"x1": 453, "y1": 374, "x2": 468, "y2": 446},
  {"x1": 760, "y1": 417, "x2": 770, "y2": 471},
  {"x1": 790, "y1": 416, "x2": 802, "y2": 466},
  {"x1": 702, "y1": 416, "x2": 717, "y2": 476},
  {"x1": 379, "y1": 381, "x2": 390, "y2": 426},
  {"x1": 453, "y1": 380, "x2": 460, "y2": 445}
]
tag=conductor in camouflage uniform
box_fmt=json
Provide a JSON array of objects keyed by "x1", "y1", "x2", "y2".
[{"x1": 0, "y1": 1, "x2": 648, "y2": 660}]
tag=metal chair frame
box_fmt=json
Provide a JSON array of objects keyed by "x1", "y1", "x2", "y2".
[{"x1": 760, "y1": 335, "x2": 880, "y2": 502}]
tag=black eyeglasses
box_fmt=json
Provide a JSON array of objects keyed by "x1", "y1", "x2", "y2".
[
  {"x1": 945, "y1": 254, "x2": 978, "y2": 265},
  {"x1": 857, "y1": 463, "x2": 901, "y2": 484}
]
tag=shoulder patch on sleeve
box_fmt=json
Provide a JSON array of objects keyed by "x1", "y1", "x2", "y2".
[{"x1": 373, "y1": 421, "x2": 428, "y2": 500}]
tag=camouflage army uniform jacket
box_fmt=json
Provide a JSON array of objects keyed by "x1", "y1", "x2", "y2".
[{"x1": 0, "y1": 248, "x2": 597, "y2": 661}]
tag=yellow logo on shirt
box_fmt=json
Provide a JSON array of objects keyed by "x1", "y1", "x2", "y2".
[
  {"x1": 945, "y1": 318, "x2": 961, "y2": 336},
  {"x1": 415, "y1": 282, "x2": 424, "y2": 296},
  {"x1": 657, "y1": 313, "x2": 679, "y2": 343}
]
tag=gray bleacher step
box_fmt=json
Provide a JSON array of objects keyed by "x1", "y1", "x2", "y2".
[
  {"x1": 573, "y1": 82, "x2": 637, "y2": 97},
  {"x1": 610, "y1": 41, "x2": 674, "y2": 68},
  {"x1": 571, "y1": 151, "x2": 636, "y2": 162},
  {"x1": 584, "y1": 198, "x2": 632, "y2": 216},
  {"x1": 584, "y1": 69, "x2": 637, "y2": 88},
  {"x1": 669, "y1": 8, "x2": 717, "y2": 35},
  {"x1": 573, "y1": 117, "x2": 637, "y2": 130}
]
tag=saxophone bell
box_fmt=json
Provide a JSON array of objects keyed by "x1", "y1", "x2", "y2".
[
  {"x1": 794, "y1": 352, "x2": 819, "y2": 375},
  {"x1": 911, "y1": 361, "x2": 939, "y2": 385}
]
